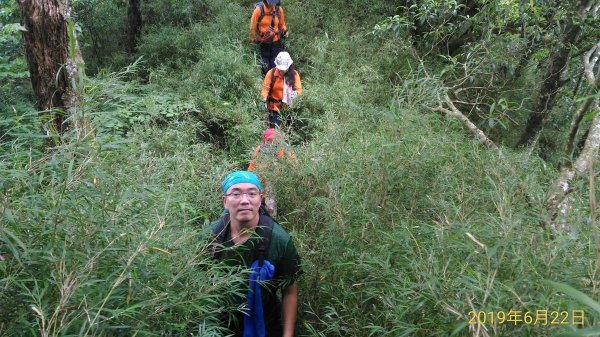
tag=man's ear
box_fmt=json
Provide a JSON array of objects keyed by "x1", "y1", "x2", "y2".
[{"x1": 222, "y1": 195, "x2": 227, "y2": 208}]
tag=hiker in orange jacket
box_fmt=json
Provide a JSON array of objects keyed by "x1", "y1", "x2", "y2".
[
  {"x1": 261, "y1": 52, "x2": 302, "y2": 128},
  {"x1": 248, "y1": 128, "x2": 297, "y2": 217},
  {"x1": 248, "y1": 128, "x2": 297, "y2": 171},
  {"x1": 250, "y1": 0, "x2": 288, "y2": 75}
]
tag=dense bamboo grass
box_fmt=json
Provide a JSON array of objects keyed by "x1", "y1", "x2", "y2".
[{"x1": 2, "y1": 0, "x2": 599, "y2": 336}]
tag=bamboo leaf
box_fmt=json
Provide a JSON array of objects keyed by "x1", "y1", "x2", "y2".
[
  {"x1": 544, "y1": 280, "x2": 600, "y2": 315},
  {"x1": 581, "y1": 110, "x2": 599, "y2": 124},
  {"x1": 4, "y1": 208, "x2": 15, "y2": 224},
  {"x1": 560, "y1": 326, "x2": 600, "y2": 337},
  {"x1": 449, "y1": 321, "x2": 468, "y2": 337},
  {"x1": 0, "y1": 227, "x2": 26, "y2": 264},
  {"x1": 67, "y1": 158, "x2": 75, "y2": 180}
]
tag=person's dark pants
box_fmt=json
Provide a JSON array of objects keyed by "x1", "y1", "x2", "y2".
[
  {"x1": 259, "y1": 41, "x2": 284, "y2": 75},
  {"x1": 268, "y1": 110, "x2": 282, "y2": 128},
  {"x1": 226, "y1": 309, "x2": 283, "y2": 337}
]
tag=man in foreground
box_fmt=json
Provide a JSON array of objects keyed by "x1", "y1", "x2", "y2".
[{"x1": 208, "y1": 171, "x2": 301, "y2": 337}]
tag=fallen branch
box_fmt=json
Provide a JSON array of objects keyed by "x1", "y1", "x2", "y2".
[{"x1": 432, "y1": 93, "x2": 503, "y2": 157}]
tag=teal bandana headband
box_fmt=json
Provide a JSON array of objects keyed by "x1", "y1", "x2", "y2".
[{"x1": 222, "y1": 171, "x2": 263, "y2": 194}]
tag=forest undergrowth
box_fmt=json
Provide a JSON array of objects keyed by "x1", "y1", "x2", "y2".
[{"x1": 1, "y1": 0, "x2": 600, "y2": 336}]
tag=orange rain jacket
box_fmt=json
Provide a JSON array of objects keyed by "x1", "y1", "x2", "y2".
[
  {"x1": 249, "y1": 3, "x2": 287, "y2": 43},
  {"x1": 247, "y1": 143, "x2": 297, "y2": 172},
  {"x1": 261, "y1": 68, "x2": 302, "y2": 111}
]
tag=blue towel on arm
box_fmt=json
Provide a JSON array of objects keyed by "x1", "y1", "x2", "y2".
[{"x1": 243, "y1": 260, "x2": 275, "y2": 337}]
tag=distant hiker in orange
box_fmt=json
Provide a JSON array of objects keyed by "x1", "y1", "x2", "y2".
[
  {"x1": 248, "y1": 128, "x2": 297, "y2": 217},
  {"x1": 250, "y1": 0, "x2": 288, "y2": 75},
  {"x1": 261, "y1": 52, "x2": 302, "y2": 128}
]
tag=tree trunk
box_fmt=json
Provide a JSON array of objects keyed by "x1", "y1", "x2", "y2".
[
  {"x1": 18, "y1": 0, "x2": 84, "y2": 139},
  {"x1": 126, "y1": 0, "x2": 142, "y2": 54},
  {"x1": 547, "y1": 36, "x2": 600, "y2": 232},
  {"x1": 18, "y1": 0, "x2": 70, "y2": 135},
  {"x1": 563, "y1": 45, "x2": 600, "y2": 161},
  {"x1": 547, "y1": 113, "x2": 600, "y2": 231},
  {"x1": 564, "y1": 91, "x2": 598, "y2": 160},
  {"x1": 517, "y1": 21, "x2": 582, "y2": 146},
  {"x1": 517, "y1": 1, "x2": 591, "y2": 147}
]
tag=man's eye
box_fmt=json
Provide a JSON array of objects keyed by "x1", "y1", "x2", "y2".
[
  {"x1": 249, "y1": 192, "x2": 259, "y2": 198},
  {"x1": 232, "y1": 193, "x2": 242, "y2": 197}
]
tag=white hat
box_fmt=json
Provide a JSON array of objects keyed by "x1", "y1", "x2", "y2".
[{"x1": 275, "y1": 52, "x2": 293, "y2": 71}]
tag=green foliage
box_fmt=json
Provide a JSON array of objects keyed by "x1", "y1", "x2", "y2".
[
  {"x1": 3, "y1": 0, "x2": 600, "y2": 336},
  {"x1": 372, "y1": 14, "x2": 412, "y2": 38},
  {"x1": 137, "y1": 26, "x2": 201, "y2": 69},
  {"x1": 0, "y1": 0, "x2": 36, "y2": 139},
  {"x1": 274, "y1": 81, "x2": 598, "y2": 335},
  {"x1": 72, "y1": 0, "x2": 130, "y2": 73},
  {"x1": 0, "y1": 124, "x2": 245, "y2": 336},
  {"x1": 372, "y1": 0, "x2": 600, "y2": 154},
  {"x1": 86, "y1": 74, "x2": 198, "y2": 133},
  {"x1": 143, "y1": 0, "x2": 212, "y2": 27},
  {"x1": 0, "y1": 53, "x2": 28, "y2": 81},
  {"x1": 137, "y1": 1, "x2": 247, "y2": 69},
  {"x1": 545, "y1": 281, "x2": 600, "y2": 336},
  {"x1": 0, "y1": 109, "x2": 42, "y2": 157}
]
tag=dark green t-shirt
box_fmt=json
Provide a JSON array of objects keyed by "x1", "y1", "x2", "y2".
[{"x1": 207, "y1": 217, "x2": 302, "y2": 336}]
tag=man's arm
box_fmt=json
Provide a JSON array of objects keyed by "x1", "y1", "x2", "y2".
[
  {"x1": 249, "y1": 8, "x2": 259, "y2": 43},
  {"x1": 282, "y1": 281, "x2": 298, "y2": 337},
  {"x1": 279, "y1": 7, "x2": 288, "y2": 37},
  {"x1": 293, "y1": 71, "x2": 302, "y2": 95},
  {"x1": 261, "y1": 70, "x2": 271, "y2": 100}
]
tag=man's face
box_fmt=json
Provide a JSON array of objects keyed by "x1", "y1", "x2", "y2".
[{"x1": 222, "y1": 183, "x2": 262, "y2": 225}]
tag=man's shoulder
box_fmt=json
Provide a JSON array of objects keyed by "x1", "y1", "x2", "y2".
[
  {"x1": 206, "y1": 222, "x2": 217, "y2": 234},
  {"x1": 265, "y1": 219, "x2": 300, "y2": 273},
  {"x1": 265, "y1": 219, "x2": 293, "y2": 244},
  {"x1": 209, "y1": 215, "x2": 225, "y2": 227},
  {"x1": 206, "y1": 215, "x2": 228, "y2": 235},
  {"x1": 208, "y1": 217, "x2": 221, "y2": 228},
  {"x1": 250, "y1": 5, "x2": 262, "y2": 20}
]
